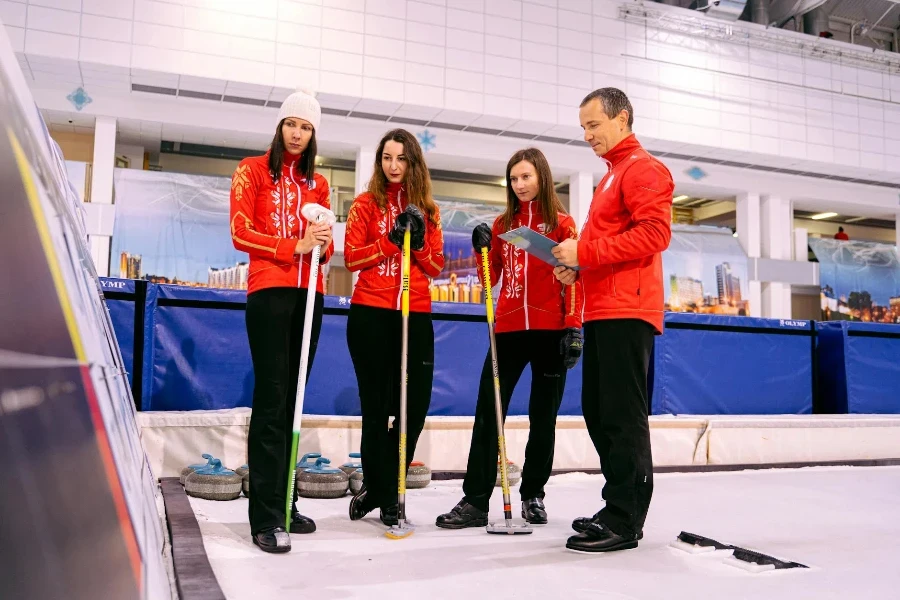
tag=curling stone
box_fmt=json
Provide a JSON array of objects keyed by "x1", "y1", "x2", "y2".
[
  {"x1": 180, "y1": 453, "x2": 214, "y2": 485},
  {"x1": 234, "y1": 464, "x2": 250, "y2": 498},
  {"x1": 495, "y1": 460, "x2": 522, "y2": 487},
  {"x1": 297, "y1": 458, "x2": 349, "y2": 499},
  {"x1": 296, "y1": 452, "x2": 322, "y2": 471},
  {"x1": 184, "y1": 458, "x2": 242, "y2": 501},
  {"x1": 340, "y1": 452, "x2": 363, "y2": 476},
  {"x1": 349, "y1": 468, "x2": 364, "y2": 496},
  {"x1": 407, "y1": 461, "x2": 432, "y2": 489}
]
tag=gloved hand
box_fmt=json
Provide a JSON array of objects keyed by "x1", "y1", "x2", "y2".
[
  {"x1": 389, "y1": 204, "x2": 426, "y2": 251},
  {"x1": 560, "y1": 328, "x2": 583, "y2": 369},
  {"x1": 472, "y1": 223, "x2": 492, "y2": 252}
]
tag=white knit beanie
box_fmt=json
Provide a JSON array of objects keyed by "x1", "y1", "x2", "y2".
[{"x1": 277, "y1": 88, "x2": 321, "y2": 131}]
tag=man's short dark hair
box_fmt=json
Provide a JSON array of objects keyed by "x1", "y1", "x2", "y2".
[{"x1": 580, "y1": 87, "x2": 634, "y2": 128}]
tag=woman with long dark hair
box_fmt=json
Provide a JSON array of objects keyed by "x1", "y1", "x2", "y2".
[
  {"x1": 436, "y1": 147, "x2": 583, "y2": 529},
  {"x1": 344, "y1": 129, "x2": 444, "y2": 525},
  {"x1": 229, "y1": 89, "x2": 333, "y2": 553}
]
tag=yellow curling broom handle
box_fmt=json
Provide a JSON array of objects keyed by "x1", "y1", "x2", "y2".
[
  {"x1": 481, "y1": 248, "x2": 513, "y2": 521},
  {"x1": 398, "y1": 225, "x2": 411, "y2": 512}
]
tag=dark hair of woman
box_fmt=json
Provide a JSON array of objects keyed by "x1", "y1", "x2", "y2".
[
  {"x1": 499, "y1": 147, "x2": 565, "y2": 233},
  {"x1": 368, "y1": 128, "x2": 438, "y2": 225}
]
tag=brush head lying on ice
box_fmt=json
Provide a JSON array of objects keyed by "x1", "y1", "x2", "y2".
[
  {"x1": 385, "y1": 520, "x2": 415, "y2": 539},
  {"x1": 301, "y1": 203, "x2": 336, "y2": 226},
  {"x1": 486, "y1": 520, "x2": 532, "y2": 535}
]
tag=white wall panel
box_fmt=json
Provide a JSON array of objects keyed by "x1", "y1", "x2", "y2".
[{"x1": 7, "y1": 0, "x2": 900, "y2": 204}]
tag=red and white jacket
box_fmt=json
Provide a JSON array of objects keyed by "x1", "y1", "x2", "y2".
[
  {"x1": 480, "y1": 202, "x2": 583, "y2": 334},
  {"x1": 229, "y1": 150, "x2": 334, "y2": 295},
  {"x1": 344, "y1": 183, "x2": 444, "y2": 313}
]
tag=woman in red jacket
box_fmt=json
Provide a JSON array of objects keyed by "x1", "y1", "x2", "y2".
[
  {"x1": 229, "y1": 89, "x2": 333, "y2": 553},
  {"x1": 344, "y1": 128, "x2": 444, "y2": 526},
  {"x1": 435, "y1": 147, "x2": 583, "y2": 529}
]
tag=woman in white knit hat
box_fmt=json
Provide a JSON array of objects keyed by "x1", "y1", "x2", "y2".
[{"x1": 229, "y1": 88, "x2": 333, "y2": 553}]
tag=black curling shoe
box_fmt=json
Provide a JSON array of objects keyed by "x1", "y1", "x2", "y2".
[
  {"x1": 435, "y1": 499, "x2": 488, "y2": 529},
  {"x1": 571, "y1": 511, "x2": 602, "y2": 533},
  {"x1": 380, "y1": 504, "x2": 399, "y2": 526},
  {"x1": 349, "y1": 484, "x2": 375, "y2": 521},
  {"x1": 572, "y1": 512, "x2": 643, "y2": 541},
  {"x1": 290, "y1": 511, "x2": 316, "y2": 534},
  {"x1": 521, "y1": 498, "x2": 548, "y2": 525},
  {"x1": 252, "y1": 526, "x2": 291, "y2": 553},
  {"x1": 566, "y1": 522, "x2": 640, "y2": 553}
]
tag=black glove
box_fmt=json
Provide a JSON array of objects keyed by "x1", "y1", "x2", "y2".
[
  {"x1": 389, "y1": 205, "x2": 426, "y2": 251},
  {"x1": 560, "y1": 328, "x2": 583, "y2": 369},
  {"x1": 472, "y1": 222, "x2": 492, "y2": 252}
]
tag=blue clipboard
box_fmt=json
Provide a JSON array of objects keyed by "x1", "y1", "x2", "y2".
[{"x1": 498, "y1": 226, "x2": 580, "y2": 271}]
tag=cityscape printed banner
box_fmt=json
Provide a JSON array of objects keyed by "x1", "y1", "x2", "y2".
[
  {"x1": 109, "y1": 170, "x2": 754, "y2": 315},
  {"x1": 430, "y1": 197, "x2": 501, "y2": 304},
  {"x1": 809, "y1": 237, "x2": 900, "y2": 324},
  {"x1": 663, "y1": 224, "x2": 751, "y2": 316},
  {"x1": 111, "y1": 169, "x2": 247, "y2": 288},
  {"x1": 110, "y1": 168, "x2": 506, "y2": 301}
]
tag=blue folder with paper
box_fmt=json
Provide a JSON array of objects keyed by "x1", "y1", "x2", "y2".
[{"x1": 498, "y1": 226, "x2": 580, "y2": 271}]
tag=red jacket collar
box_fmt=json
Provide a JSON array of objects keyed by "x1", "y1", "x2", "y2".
[
  {"x1": 386, "y1": 181, "x2": 405, "y2": 200},
  {"x1": 282, "y1": 149, "x2": 300, "y2": 169},
  {"x1": 602, "y1": 133, "x2": 642, "y2": 167},
  {"x1": 517, "y1": 199, "x2": 538, "y2": 215},
  {"x1": 263, "y1": 149, "x2": 302, "y2": 169}
]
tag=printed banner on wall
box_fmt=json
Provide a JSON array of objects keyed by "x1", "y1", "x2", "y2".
[
  {"x1": 110, "y1": 169, "x2": 248, "y2": 288},
  {"x1": 809, "y1": 238, "x2": 900, "y2": 323},
  {"x1": 431, "y1": 197, "x2": 503, "y2": 304},
  {"x1": 110, "y1": 172, "x2": 753, "y2": 315},
  {"x1": 662, "y1": 224, "x2": 751, "y2": 316},
  {"x1": 110, "y1": 169, "x2": 506, "y2": 299}
]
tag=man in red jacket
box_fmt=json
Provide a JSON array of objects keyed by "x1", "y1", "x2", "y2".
[{"x1": 551, "y1": 87, "x2": 674, "y2": 553}]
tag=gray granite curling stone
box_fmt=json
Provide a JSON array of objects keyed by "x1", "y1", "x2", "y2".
[
  {"x1": 495, "y1": 460, "x2": 522, "y2": 487},
  {"x1": 340, "y1": 452, "x2": 363, "y2": 476},
  {"x1": 184, "y1": 459, "x2": 242, "y2": 501},
  {"x1": 296, "y1": 452, "x2": 322, "y2": 472},
  {"x1": 407, "y1": 461, "x2": 432, "y2": 489},
  {"x1": 234, "y1": 464, "x2": 250, "y2": 498},
  {"x1": 180, "y1": 453, "x2": 214, "y2": 485},
  {"x1": 297, "y1": 458, "x2": 349, "y2": 499},
  {"x1": 349, "y1": 468, "x2": 364, "y2": 496}
]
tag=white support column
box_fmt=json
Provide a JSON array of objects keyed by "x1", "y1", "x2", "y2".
[
  {"x1": 735, "y1": 192, "x2": 762, "y2": 318},
  {"x1": 896, "y1": 213, "x2": 900, "y2": 250},
  {"x1": 759, "y1": 194, "x2": 793, "y2": 319},
  {"x1": 568, "y1": 171, "x2": 593, "y2": 232},
  {"x1": 351, "y1": 147, "x2": 376, "y2": 290},
  {"x1": 89, "y1": 116, "x2": 116, "y2": 277},
  {"x1": 355, "y1": 147, "x2": 375, "y2": 196}
]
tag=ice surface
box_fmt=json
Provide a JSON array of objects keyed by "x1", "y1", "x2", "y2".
[{"x1": 189, "y1": 466, "x2": 900, "y2": 599}]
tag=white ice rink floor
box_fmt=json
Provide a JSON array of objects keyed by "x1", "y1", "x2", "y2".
[{"x1": 189, "y1": 466, "x2": 900, "y2": 599}]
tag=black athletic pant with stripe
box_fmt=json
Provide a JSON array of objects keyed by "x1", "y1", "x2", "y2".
[
  {"x1": 245, "y1": 287, "x2": 324, "y2": 535},
  {"x1": 347, "y1": 303, "x2": 435, "y2": 511},
  {"x1": 462, "y1": 329, "x2": 568, "y2": 512},
  {"x1": 582, "y1": 318, "x2": 655, "y2": 538}
]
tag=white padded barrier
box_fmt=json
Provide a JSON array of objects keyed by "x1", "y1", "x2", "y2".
[
  {"x1": 138, "y1": 410, "x2": 900, "y2": 478},
  {"x1": 701, "y1": 415, "x2": 900, "y2": 465},
  {"x1": 139, "y1": 410, "x2": 709, "y2": 477}
]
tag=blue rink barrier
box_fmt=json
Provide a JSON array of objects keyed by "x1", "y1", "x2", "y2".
[
  {"x1": 101, "y1": 279, "x2": 583, "y2": 415},
  {"x1": 651, "y1": 313, "x2": 815, "y2": 415},
  {"x1": 102, "y1": 278, "x2": 896, "y2": 416},
  {"x1": 99, "y1": 277, "x2": 143, "y2": 405},
  {"x1": 816, "y1": 321, "x2": 900, "y2": 414}
]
